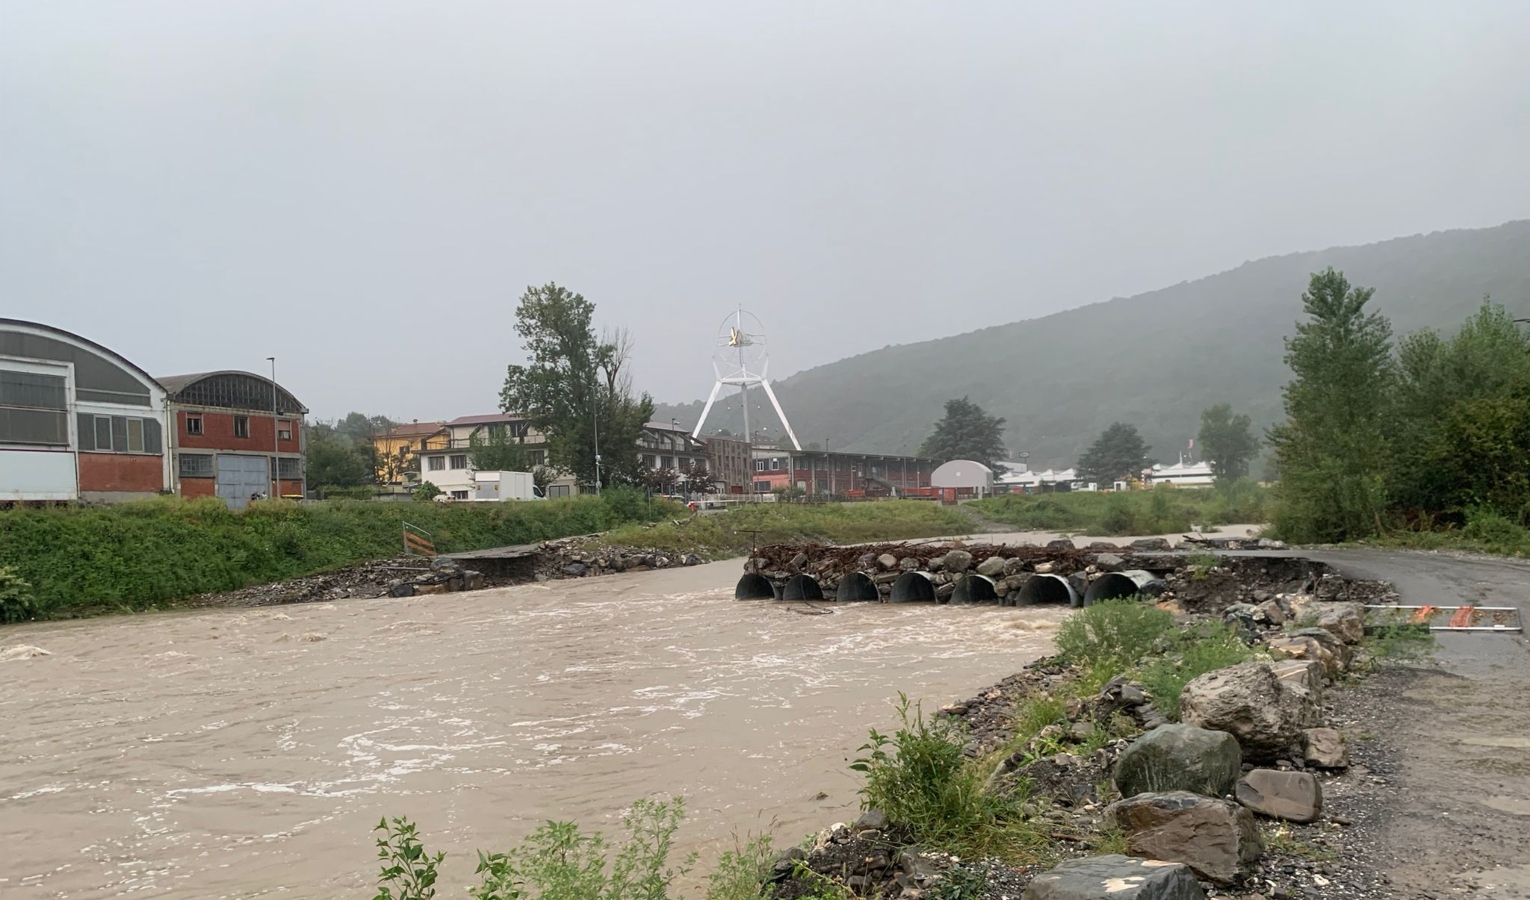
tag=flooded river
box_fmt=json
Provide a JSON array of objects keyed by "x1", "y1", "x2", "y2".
[{"x1": 0, "y1": 559, "x2": 1066, "y2": 899}]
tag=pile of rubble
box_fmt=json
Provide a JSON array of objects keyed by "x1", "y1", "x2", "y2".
[
  {"x1": 384, "y1": 557, "x2": 487, "y2": 597},
  {"x1": 185, "y1": 557, "x2": 434, "y2": 608},
  {"x1": 532, "y1": 536, "x2": 704, "y2": 580},
  {"x1": 771, "y1": 560, "x2": 1396, "y2": 900}
]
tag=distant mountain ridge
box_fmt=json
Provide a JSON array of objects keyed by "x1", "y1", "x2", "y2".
[{"x1": 656, "y1": 220, "x2": 1530, "y2": 468}]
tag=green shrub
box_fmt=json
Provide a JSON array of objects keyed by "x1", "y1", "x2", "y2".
[
  {"x1": 1053, "y1": 599, "x2": 1175, "y2": 671},
  {"x1": 604, "y1": 500, "x2": 971, "y2": 557},
  {"x1": 1461, "y1": 506, "x2": 1530, "y2": 551},
  {"x1": 373, "y1": 817, "x2": 446, "y2": 900},
  {"x1": 470, "y1": 798, "x2": 693, "y2": 900},
  {"x1": 704, "y1": 832, "x2": 775, "y2": 900},
  {"x1": 0, "y1": 566, "x2": 36, "y2": 624},
  {"x1": 851, "y1": 694, "x2": 1035, "y2": 860}
]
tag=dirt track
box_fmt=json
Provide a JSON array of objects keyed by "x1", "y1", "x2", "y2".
[{"x1": 1298, "y1": 550, "x2": 1530, "y2": 898}]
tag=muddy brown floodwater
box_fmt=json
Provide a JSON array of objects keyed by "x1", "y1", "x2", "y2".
[{"x1": 0, "y1": 559, "x2": 1067, "y2": 899}]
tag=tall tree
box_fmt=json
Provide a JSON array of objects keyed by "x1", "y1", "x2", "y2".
[
  {"x1": 1076, "y1": 422, "x2": 1153, "y2": 484},
  {"x1": 498, "y1": 284, "x2": 655, "y2": 488},
  {"x1": 467, "y1": 428, "x2": 530, "y2": 472},
  {"x1": 1267, "y1": 268, "x2": 1395, "y2": 542},
  {"x1": 1198, "y1": 404, "x2": 1259, "y2": 480},
  {"x1": 305, "y1": 422, "x2": 375, "y2": 488},
  {"x1": 918, "y1": 397, "x2": 1007, "y2": 470},
  {"x1": 1390, "y1": 302, "x2": 1530, "y2": 520}
]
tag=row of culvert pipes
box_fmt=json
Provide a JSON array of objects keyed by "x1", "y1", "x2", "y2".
[{"x1": 735, "y1": 561, "x2": 1168, "y2": 607}]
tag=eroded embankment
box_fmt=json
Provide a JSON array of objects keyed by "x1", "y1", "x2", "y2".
[{"x1": 761, "y1": 543, "x2": 1410, "y2": 900}]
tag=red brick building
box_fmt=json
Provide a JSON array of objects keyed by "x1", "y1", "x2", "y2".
[
  {"x1": 158, "y1": 371, "x2": 308, "y2": 507},
  {"x1": 750, "y1": 447, "x2": 934, "y2": 497}
]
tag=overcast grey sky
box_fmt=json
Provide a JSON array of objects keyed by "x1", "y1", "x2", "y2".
[{"x1": 4, "y1": 1, "x2": 1529, "y2": 421}]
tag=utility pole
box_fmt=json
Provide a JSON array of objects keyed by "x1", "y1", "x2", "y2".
[
  {"x1": 267, "y1": 356, "x2": 278, "y2": 501},
  {"x1": 592, "y1": 380, "x2": 601, "y2": 497}
]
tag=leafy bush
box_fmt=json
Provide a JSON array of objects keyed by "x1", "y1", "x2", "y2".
[
  {"x1": 1461, "y1": 506, "x2": 1530, "y2": 551},
  {"x1": 851, "y1": 694, "x2": 1033, "y2": 860},
  {"x1": 1053, "y1": 599, "x2": 1175, "y2": 671},
  {"x1": 704, "y1": 832, "x2": 776, "y2": 900},
  {"x1": 373, "y1": 817, "x2": 445, "y2": 900},
  {"x1": 0, "y1": 566, "x2": 36, "y2": 624},
  {"x1": 472, "y1": 798, "x2": 694, "y2": 900}
]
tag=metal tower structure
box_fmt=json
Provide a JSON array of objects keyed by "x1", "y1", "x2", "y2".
[{"x1": 691, "y1": 309, "x2": 801, "y2": 450}]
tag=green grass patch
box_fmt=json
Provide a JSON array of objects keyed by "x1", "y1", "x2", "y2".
[
  {"x1": 0, "y1": 488, "x2": 680, "y2": 620},
  {"x1": 970, "y1": 480, "x2": 1269, "y2": 536},
  {"x1": 1135, "y1": 623, "x2": 1258, "y2": 719},
  {"x1": 1053, "y1": 599, "x2": 1177, "y2": 672},
  {"x1": 603, "y1": 500, "x2": 972, "y2": 558}
]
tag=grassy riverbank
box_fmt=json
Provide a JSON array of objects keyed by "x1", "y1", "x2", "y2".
[
  {"x1": 601, "y1": 500, "x2": 976, "y2": 558},
  {"x1": 969, "y1": 480, "x2": 1268, "y2": 536},
  {"x1": 0, "y1": 491, "x2": 678, "y2": 620}
]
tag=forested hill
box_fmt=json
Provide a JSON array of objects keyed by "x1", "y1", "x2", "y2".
[{"x1": 655, "y1": 220, "x2": 1530, "y2": 469}]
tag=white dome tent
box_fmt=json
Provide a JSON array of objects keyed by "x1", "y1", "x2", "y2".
[{"x1": 930, "y1": 459, "x2": 994, "y2": 498}]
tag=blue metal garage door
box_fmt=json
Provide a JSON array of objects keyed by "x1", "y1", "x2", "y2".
[{"x1": 216, "y1": 454, "x2": 269, "y2": 509}]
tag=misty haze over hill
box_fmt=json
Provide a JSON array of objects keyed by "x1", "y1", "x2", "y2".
[{"x1": 657, "y1": 220, "x2": 1530, "y2": 469}]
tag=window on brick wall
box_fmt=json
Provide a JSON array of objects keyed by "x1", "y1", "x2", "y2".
[
  {"x1": 277, "y1": 457, "x2": 301, "y2": 479},
  {"x1": 179, "y1": 453, "x2": 214, "y2": 477},
  {"x1": 234, "y1": 416, "x2": 249, "y2": 438},
  {"x1": 187, "y1": 415, "x2": 203, "y2": 435},
  {"x1": 278, "y1": 419, "x2": 292, "y2": 441}
]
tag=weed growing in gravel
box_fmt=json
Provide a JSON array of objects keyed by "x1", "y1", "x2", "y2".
[
  {"x1": 1090, "y1": 828, "x2": 1131, "y2": 855},
  {"x1": 930, "y1": 864, "x2": 989, "y2": 900},
  {"x1": 1366, "y1": 622, "x2": 1435, "y2": 661},
  {"x1": 1262, "y1": 824, "x2": 1339, "y2": 862},
  {"x1": 852, "y1": 694, "x2": 1047, "y2": 863}
]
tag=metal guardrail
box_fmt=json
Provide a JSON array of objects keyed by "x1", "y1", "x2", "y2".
[
  {"x1": 1364, "y1": 604, "x2": 1522, "y2": 633},
  {"x1": 402, "y1": 521, "x2": 437, "y2": 557}
]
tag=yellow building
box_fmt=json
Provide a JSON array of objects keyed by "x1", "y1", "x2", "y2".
[{"x1": 370, "y1": 420, "x2": 446, "y2": 485}]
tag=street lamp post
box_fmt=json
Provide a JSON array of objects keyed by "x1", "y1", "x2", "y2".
[
  {"x1": 592, "y1": 382, "x2": 601, "y2": 498},
  {"x1": 266, "y1": 357, "x2": 278, "y2": 501}
]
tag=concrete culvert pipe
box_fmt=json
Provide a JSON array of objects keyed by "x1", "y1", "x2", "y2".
[
  {"x1": 735, "y1": 573, "x2": 777, "y2": 601},
  {"x1": 836, "y1": 572, "x2": 879, "y2": 602},
  {"x1": 1017, "y1": 573, "x2": 1080, "y2": 608},
  {"x1": 952, "y1": 574, "x2": 999, "y2": 604},
  {"x1": 889, "y1": 570, "x2": 937, "y2": 603},
  {"x1": 782, "y1": 573, "x2": 824, "y2": 601},
  {"x1": 1083, "y1": 570, "x2": 1169, "y2": 606}
]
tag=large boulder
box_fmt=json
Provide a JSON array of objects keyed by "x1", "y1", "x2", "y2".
[
  {"x1": 1235, "y1": 769, "x2": 1323, "y2": 823},
  {"x1": 1304, "y1": 728, "x2": 1349, "y2": 769},
  {"x1": 1266, "y1": 635, "x2": 1341, "y2": 680},
  {"x1": 1105, "y1": 791, "x2": 1262, "y2": 885},
  {"x1": 1290, "y1": 627, "x2": 1350, "y2": 669},
  {"x1": 941, "y1": 550, "x2": 974, "y2": 573},
  {"x1": 1022, "y1": 855, "x2": 1204, "y2": 900},
  {"x1": 1269, "y1": 659, "x2": 1325, "y2": 702},
  {"x1": 1314, "y1": 603, "x2": 1366, "y2": 644},
  {"x1": 1179, "y1": 663, "x2": 1317, "y2": 762},
  {"x1": 975, "y1": 555, "x2": 1008, "y2": 577},
  {"x1": 1114, "y1": 724, "x2": 1242, "y2": 799}
]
